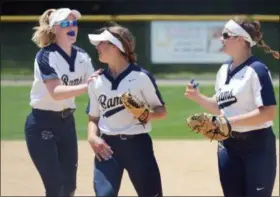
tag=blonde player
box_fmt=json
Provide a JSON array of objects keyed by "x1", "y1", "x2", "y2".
[
  {"x1": 24, "y1": 8, "x2": 100, "y2": 196},
  {"x1": 86, "y1": 23, "x2": 167, "y2": 197},
  {"x1": 185, "y1": 17, "x2": 278, "y2": 197}
]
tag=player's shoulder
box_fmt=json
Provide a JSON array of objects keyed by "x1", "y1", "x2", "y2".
[
  {"x1": 247, "y1": 56, "x2": 270, "y2": 76},
  {"x1": 36, "y1": 44, "x2": 56, "y2": 56},
  {"x1": 35, "y1": 44, "x2": 57, "y2": 64},
  {"x1": 130, "y1": 64, "x2": 155, "y2": 80}
]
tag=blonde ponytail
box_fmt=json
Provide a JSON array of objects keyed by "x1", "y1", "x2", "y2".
[{"x1": 31, "y1": 9, "x2": 56, "y2": 48}]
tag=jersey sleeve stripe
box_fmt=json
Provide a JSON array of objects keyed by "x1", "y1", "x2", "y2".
[
  {"x1": 142, "y1": 70, "x2": 165, "y2": 105},
  {"x1": 251, "y1": 64, "x2": 276, "y2": 106},
  {"x1": 36, "y1": 49, "x2": 58, "y2": 80}
]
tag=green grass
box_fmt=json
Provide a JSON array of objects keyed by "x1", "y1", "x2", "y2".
[{"x1": 1, "y1": 85, "x2": 279, "y2": 140}]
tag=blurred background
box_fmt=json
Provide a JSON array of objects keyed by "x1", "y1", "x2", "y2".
[
  {"x1": 1, "y1": 0, "x2": 279, "y2": 80},
  {"x1": 1, "y1": 0, "x2": 279, "y2": 140}
]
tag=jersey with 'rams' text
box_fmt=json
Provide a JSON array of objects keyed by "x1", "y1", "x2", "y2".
[
  {"x1": 215, "y1": 56, "x2": 276, "y2": 132},
  {"x1": 30, "y1": 43, "x2": 95, "y2": 111},
  {"x1": 87, "y1": 64, "x2": 165, "y2": 135}
]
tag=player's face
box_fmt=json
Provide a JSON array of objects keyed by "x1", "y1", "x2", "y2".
[
  {"x1": 53, "y1": 14, "x2": 78, "y2": 45},
  {"x1": 96, "y1": 41, "x2": 119, "y2": 63},
  {"x1": 220, "y1": 31, "x2": 243, "y2": 55}
]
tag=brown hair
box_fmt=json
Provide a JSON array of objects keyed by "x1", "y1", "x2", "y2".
[
  {"x1": 233, "y1": 16, "x2": 279, "y2": 59},
  {"x1": 101, "y1": 22, "x2": 137, "y2": 63},
  {"x1": 31, "y1": 9, "x2": 56, "y2": 48}
]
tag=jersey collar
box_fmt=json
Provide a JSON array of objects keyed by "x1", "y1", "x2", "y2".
[
  {"x1": 50, "y1": 43, "x2": 77, "y2": 72},
  {"x1": 225, "y1": 56, "x2": 257, "y2": 84},
  {"x1": 103, "y1": 64, "x2": 134, "y2": 90}
]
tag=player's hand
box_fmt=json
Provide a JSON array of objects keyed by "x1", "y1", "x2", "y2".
[
  {"x1": 88, "y1": 136, "x2": 113, "y2": 161},
  {"x1": 87, "y1": 69, "x2": 103, "y2": 84},
  {"x1": 184, "y1": 79, "x2": 200, "y2": 101}
]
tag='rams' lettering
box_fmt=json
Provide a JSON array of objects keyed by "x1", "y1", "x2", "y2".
[
  {"x1": 216, "y1": 89, "x2": 237, "y2": 109},
  {"x1": 61, "y1": 74, "x2": 83, "y2": 86},
  {"x1": 98, "y1": 94, "x2": 122, "y2": 110},
  {"x1": 218, "y1": 90, "x2": 234, "y2": 102}
]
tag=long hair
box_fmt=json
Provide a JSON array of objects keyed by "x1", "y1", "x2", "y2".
[
  {"x1": 234, "y1": 16, "x2": 279, "y2": 59},
  {"x1": 31, "y1": 9, "x2": 56, "y2": 48}
]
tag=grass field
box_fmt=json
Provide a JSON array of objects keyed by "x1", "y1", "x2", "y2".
[{"x1": 1, "y1": 85, "x2": 279, "y2": 140}]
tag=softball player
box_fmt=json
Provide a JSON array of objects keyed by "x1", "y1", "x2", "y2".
[
  {"x1": 86, "y1": 23, "x2": 167, "y2": 197},
  {"x1": 185, "y1": 17, "x2": 278, "y2": 197},
  {"x1": 24, "y1": 8, "x2": 97, "y2": 196}
]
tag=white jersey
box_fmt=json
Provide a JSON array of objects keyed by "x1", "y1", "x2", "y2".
[
  {"x1": 30, "y1": 43, "x2": 95, "y2": 111},
  {"x1": 87, "y1": 64, "x2": 165, "y2": 135},
  {"x1": 215, "y1": 56, "x2": 276, "y2": 132}
]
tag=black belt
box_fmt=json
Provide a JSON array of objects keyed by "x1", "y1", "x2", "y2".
[
  {"x1": 32, "y1": 108, "x2": 75, "y2": 119},
  {"x1": 100, "y1": 133, "x2": 144, "y2": 140}
]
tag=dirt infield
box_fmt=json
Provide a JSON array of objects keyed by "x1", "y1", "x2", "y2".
[{"x1": 1, "y1": 140, "x2": 279, "y2": 196}]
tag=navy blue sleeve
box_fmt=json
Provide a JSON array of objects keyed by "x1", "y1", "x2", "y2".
[
  {"x1": 36, "y1": 49, "x2": 58, "y2": 80},
  {"x1": 250, "y1": 62, "x2": 276, "y2": 106},
  {"x1": 141, "y1": 68, "x2": 165, "y2": 106}
]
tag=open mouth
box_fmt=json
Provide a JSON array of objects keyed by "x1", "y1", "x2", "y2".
[{"x1": 67, "y1": 31, "x2": 76, "y2": 37}]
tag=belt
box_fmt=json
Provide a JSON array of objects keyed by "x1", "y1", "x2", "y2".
[
  {"x1": 32, "y1": 108, "x2": 75, "y2": 119},
  {"x1": 59, "y1": 108, "x2": 75, "y2": 118},
  {"x1": 100, "y1": 133, "x2": 142, "y2": 140}
]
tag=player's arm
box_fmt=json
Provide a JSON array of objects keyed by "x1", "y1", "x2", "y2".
[
  {"x1": 141, "y1": 73, "x2": 167, "y2": 121},
  {"x1": 148, "y1": 106, "x2": 167, "y2": 120},
  {"x1": 37, "y1": 51, "x2": 88, "y2": 100},
  {"x1": 185, "y1": 82, "x2": 220, "y2": 115},
  {"x1": 86, "y1": 82, "x2": 101, "y2": 138},
  {"x1": 228, "y1": 64, "x2": 277, "y2": 127},
  {"x1": 45, "y1": 79, "x2": 88, "y2": 100},
  {"x1": 185, "y1": 67, "x2": 224, "y2": 115},
  {"x1": 195, "y1": 94, "x2": 220, "y2": 115},
  {"x1": 86, "y1": 84, "x2": 112, "y2": 161},
  {"x1": 45, "y1": 68, "x2": 102, "y2": 101},
  {"x1": 88, "y1": 115, "x2": 100, "y2": 141},
  {"x1": 228, "y1": 106, "x2": 276, "y2": 127},
  {"x1": 44, "y1": 68, "x2": 101, "y2": 101}
]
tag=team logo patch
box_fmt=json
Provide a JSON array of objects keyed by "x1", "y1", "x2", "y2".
[{"x1": 41, "y1": 130, "x2": 54, "y2": 140}]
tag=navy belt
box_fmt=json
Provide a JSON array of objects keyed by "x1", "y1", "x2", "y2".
[{"x1": 32, "y1": 108, "x2": 75, "y2": 119}]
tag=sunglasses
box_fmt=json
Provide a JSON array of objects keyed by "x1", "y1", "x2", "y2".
[
  {"x1": 58, "y1": 20, "x2": 78, "y2": 28},
  {"x1": 222, "y1": 32, "x2": 238, "y2": 39}
]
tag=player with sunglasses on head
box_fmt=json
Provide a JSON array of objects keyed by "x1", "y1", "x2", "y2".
[
  {"x1": 24, "y1": 8, "x2": 100, "y2": 196},
  {"x1": 185, "y1": 17, "x2": 279, "y2": 197},
  {"x1": 86, "y1": 22, "x2": 167, "y2": 197}
]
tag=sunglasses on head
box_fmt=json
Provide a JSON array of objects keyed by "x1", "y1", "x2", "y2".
[
  {"x1": 58, "y1": 20, "x2": 78, "y2": 28},
  {"x1": 222, "y1": 32, "x2": 238, "y2": 39}
]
